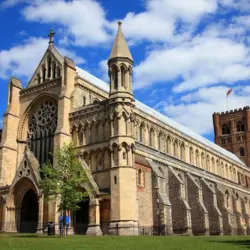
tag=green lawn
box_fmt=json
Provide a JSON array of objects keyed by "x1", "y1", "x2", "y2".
[{"x1": 1, "y1": 234, "x2": 250, "y2": 250}]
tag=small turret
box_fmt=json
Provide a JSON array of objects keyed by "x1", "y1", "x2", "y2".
[{"x1": 108, "y1": 22, "x2": 133, "y2": 99}]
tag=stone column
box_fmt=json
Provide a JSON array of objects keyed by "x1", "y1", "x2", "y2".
[
  {"x1": 201, "y1": 179, "x2": 223, "y2": 235},
  {"x1": 187, "y1": 174, "x2": 209, "y2": 235},
  {"x1": 232, "y1": 194, "x2": 246, "y2": 235},
  {"x1": 241, "y1": 198, "x2": 250, "y2": 235},
  {"x1": 86, "y1": 198, "x2": 102, "y2": 235},
  {"x1": 216, "y1": 187, "x2": 236, "y2": 235},
  {"x1": 168, "y1": 167, "x2": 192, "y2": 235},
  {"x1": 36, "y1": 194, "x2": 44, "y2": 234}
]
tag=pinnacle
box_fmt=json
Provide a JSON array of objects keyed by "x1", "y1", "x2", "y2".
[{"x1": 109, "y1": 22, "x2": 133, "y2": 62}]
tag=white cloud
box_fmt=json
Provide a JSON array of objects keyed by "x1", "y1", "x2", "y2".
[
  {"x1": 111, "y1": 0, "x2": 218, "y2": 44},
  {"x1": 0, "y1": 37, "x2": 85, "y2": 80},
  {"x1": 21, "y1": 0, "x2": 111, "y2": 47},
  {"x1": 134, "y1": 34, "x2": 250, "y2": 93},
  {"x1": 160, "y1": 86, "x2": 250, "y2": 135}
]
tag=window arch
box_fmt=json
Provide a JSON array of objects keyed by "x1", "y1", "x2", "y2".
[
  {"x1": 236, "y1": 121, "x2": 245, "y2": 132},
  {"x1": 211, "y1": 157, "x2": 215, "y2": 173},
  {"x1": 42, "y1": 65, "x2": 46, "y2": 82},
  {"x1": 190, "y1": 147, "x2": 194, "y2": 164},
  {"x1": 201, "y1": 152, "x2": 205, "y2": 169},
  {"x1": 121, "y1": 66, "x2": 126, "y2": 88},
  {"x1": 149, "y1": 128, "x2": 154, "y2": 147},
  {"x1": 180, "y1": 143, "x2": 185, "y2": 160},
  {"x1": 166, "y1": 136, "x2": 171, "y2": 154},
  {"x1": 173, "y1": 140, "x2": 178, "y2": 158},
  {"x1": 206, "y1": 155, "x2": 210, "y2": 171},
  {"x1": 83, "y1": 96, "x2": 86, "y2": 106},
  {"x1": 222, "y1": 124, "x2": 231, "y2": 135},
  {"x1": 53, "y1": 61, "x2": 57, "y2": 78},
  {"x1": 112, "y1": 67, "x2": 118, "y2": 89},
  {"x1": 28, "y1": 100, "x2": 58, "y2": 166},
  {"x1": 158, "y1": 132, "x2": 164, "y2": 151},
  {"x1": 78, "y1": 129, "x2": 83, "y2": 145},
  {"x1": 196, "y1": 150, "x2": 200, "y2": 167},
  {"x1": 240, "y1": 147, "x2": 245, "y2": 156},
  {"x1": 47, "y1": 56, "x2": 52, "y2": 79},
  {"x1": 139, "y1": 123, "x2": 145, "y2": 143},
  {"x1": 221, "y1": 162, "x2": 224, "y2": 177}
]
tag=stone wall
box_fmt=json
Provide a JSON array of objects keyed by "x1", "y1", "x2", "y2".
[{"x1": 136, "y1": 163, "x2": 153, "y2": 227}]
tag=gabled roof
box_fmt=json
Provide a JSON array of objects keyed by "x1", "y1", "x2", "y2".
[
  {"x1": 75, "y1": 66, "x2": 246, "y2": 167},
  {"x1": 109, "y1": 22, "x2": 133, "y2": 62}
]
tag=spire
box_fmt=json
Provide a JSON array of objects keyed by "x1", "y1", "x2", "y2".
[{"x1": 109, "y1": 22, "x2": 133, "y2": 62}]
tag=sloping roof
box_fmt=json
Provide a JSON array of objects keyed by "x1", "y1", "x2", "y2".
[
  {"x1": 109, "y1": 22, "x2": 133, "y2": 61},
  {"x1": 75, "y1": 66, "x2": 246, "y2": 167}
]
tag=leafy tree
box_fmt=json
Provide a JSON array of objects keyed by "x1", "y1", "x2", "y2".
[{"x1": 40, "y1": 143, "x2": 89, "y2": 237}]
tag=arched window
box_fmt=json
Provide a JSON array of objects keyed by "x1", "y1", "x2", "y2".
[
  {"x1": 190, "y1": 147, "x2": 194, "y2": 164},
  {"x1": 211, "y1": 158, "x2": 215, "y2": 173},
  {"x1": 222, "y1": 124, "x2": 231, "y2": 135},
  {"x1": 47, "y1": 56, "x2": 52, "y2": 79},
  {"x1": 201, "y1": 152, "x2": 205, "y2": 169},
  {"x1": 149, "y1": 128, "x2": 154, "y2": 147},
  {"x1": 180, "y1": 143, "x2": 185, "y2": 160},
  {"x1": 121, "y1": 66, "x2": 126, "y2": 88},
  {"x1": 78, "y1": 130, "x2": 83, "y2": 145},
  {"x1": 236, "y1": 121, "x2": 245, "y2": 132},
  {"x1": 173, "y1": 140, "x2": 178, "y2": 157},
  {"x1": 93, "y1": 99, "x2": 99, "y2": 105},
  {"x1": 166, "y1": 136, "x2": 171, "y2": 154},
  {"x1": 216, "y1": 160, "x2": 220, "y2": 175},
  {"x1": 139, "y1": 124, "x2": 144, "y2": 143},
  {"x1": 112, "y1": 67, "x2": 118, "y2": 90},
  {"x1": 83, "y1": 96, "x2": 86, "y2": 106},
  {"x1": 42, "y1": 65, "x2": 46, "y2": 82},
  {"x1": 206, "y1": 155, "x2": 210, "y2": 171},
  {"x1": 221, "y1": 162, "x2": 224, "y2": 177},
  {"x1": 53, "y1": 62, "x2": 57, "y2": 78},
  {"x1": 158, "y1": 132, "x2": 163, "y2": 150},
  {"x1": 196, "y1": 150, "x2": 200, "y2": 167},
  {"x1": 240, "y1": 147, "x2": 245, "y2": 156},
  {"x1": 28, "y1": 100, "x2": 57, "y2": 166}
]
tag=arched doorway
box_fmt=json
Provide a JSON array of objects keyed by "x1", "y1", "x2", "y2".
[
  {"x1": 20, "y1": 189, "x2": 38, "y2": 233},
  {"x1": 73, "y1": 196, "x2": 89, "y2": 234}
]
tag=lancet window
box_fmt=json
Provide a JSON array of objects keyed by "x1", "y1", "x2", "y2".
[{"x1": 28, "y1": 100, "x2": 58, "y2": 166}]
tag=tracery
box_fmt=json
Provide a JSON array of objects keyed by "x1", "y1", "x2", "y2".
[{"x1": 28, "y1": 100, "x2": 58, "y2": 166}]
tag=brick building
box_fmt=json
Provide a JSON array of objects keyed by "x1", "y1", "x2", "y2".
[
  {"x1": 213, "y1": 107, "x2": 250, "y2": 187},
  {"x1": 0, "y1": 23, "x2": 250, "y2": 236}
]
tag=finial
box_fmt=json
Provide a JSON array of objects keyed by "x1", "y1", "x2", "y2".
[
  {"x1": 118, "y1": 21, "x2": 122, "y2": 27},
  {"x1": 48, "y1": 28, "x2": 56, "y2": 45}
]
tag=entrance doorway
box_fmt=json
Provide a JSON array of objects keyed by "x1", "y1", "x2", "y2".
[
  {"x1": 20, "y1": 189, "x2": 38, "y2": 233},
  {"x1": 73, "y1": 197, "x2": 89, "y2": 234}
]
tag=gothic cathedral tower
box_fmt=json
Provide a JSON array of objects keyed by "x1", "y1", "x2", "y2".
[{"x1": 108, "y1": 22, "x2": 138, "y2": 235}]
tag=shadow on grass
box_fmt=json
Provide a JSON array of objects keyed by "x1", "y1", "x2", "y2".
[
  {"x1": 209, "y1": 239, "x2": 250, "y2": 249},
  {"x1": 0, "y1": 233, "x2": 59, "y2": 239}
]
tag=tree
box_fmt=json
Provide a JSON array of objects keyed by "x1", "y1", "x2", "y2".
[{"x1": 40, "y1": 143, "x2": 89, "y2": 237}]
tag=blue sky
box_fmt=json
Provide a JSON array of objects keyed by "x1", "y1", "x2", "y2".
[{"x1": 1, "y1": 0, "x2": 250, "y2": 142}]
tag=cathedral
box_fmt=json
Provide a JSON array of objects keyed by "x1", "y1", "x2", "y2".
[{"x1": 0, "y1": 22, "x2": 250, "y2": 236}]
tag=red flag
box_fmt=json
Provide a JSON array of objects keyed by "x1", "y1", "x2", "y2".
[{"x1": 226, "y1": 89, "x2": 232, "y2": 97}]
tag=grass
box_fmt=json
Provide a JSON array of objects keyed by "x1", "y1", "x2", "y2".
[{"x1": 1, "y1": 234, "x2": 250, "y2": 250}]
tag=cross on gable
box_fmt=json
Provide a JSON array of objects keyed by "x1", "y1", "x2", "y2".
[{"x1": 48, "y1": 28, "x2": 56, "y2": 44}]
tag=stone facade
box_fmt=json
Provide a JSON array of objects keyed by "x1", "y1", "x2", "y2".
[{"x1": 0, "y1": 23, "x2": 250, "y2": 236}]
